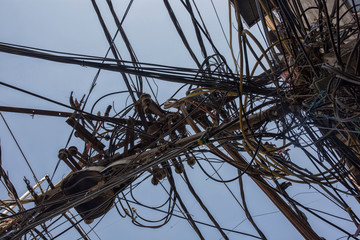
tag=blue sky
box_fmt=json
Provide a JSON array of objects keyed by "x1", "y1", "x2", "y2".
[{"x1": 0, "y1": 1, "x2": 359, "y2": 239}]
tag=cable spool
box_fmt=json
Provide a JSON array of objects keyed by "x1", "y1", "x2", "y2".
[{"x1": 61, "y1": 167, "x2": 114, "y2": 224}]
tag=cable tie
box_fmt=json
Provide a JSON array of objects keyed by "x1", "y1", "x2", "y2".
[{"x1": 197, "y1": 138, "x2": 208, "y2": 146}]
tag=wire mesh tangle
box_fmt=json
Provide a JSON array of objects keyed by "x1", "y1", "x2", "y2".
[{"x1": 1, "y1": 0, "x2": 360, "y2": 239}]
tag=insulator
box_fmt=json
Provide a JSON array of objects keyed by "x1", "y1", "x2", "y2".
[
  {"x1": 159, "y1": 168, "x2": 167, "y2": 179},
  {"x1": 151, "y1": 176, "x2": 159, "y2": 185},
  {"x1": 171, "y1": 158, "x2": 184, "y2": 174},
  {"x1": 105, "y1": 105, "x2": 112, "y2": 117},
  {"x1": 68, "y1": 146, "x2": 78, "y2": 156},
  {"x1": 152, "y1": 166, "x2": 166, "y2": 181},
  {"x1": 174, "y1": 164, "x2": 184, "y2": 174},
  {"x1": 58, "y1": 148, "x2": 68, "y2": 160},
  {"x1": 186, "y1": 157, "x2": 196, "y2": 167},
  {"x1": 140, "y1": 93, "x2": 151, "y2": 106},
  {"x1": 58, "y1": 148, "x2": 81, "y2": 171}
]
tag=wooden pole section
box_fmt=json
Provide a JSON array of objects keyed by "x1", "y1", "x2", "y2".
[
  {"x1": 220, "y1": 145, "x2": 322, "y2": 240},
  {"x1": 182, "y1": 104, "x2": 322, "y2": 240},
  {"x1": 251, "y1": 176, "x2": 322, "y2": 240}
]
